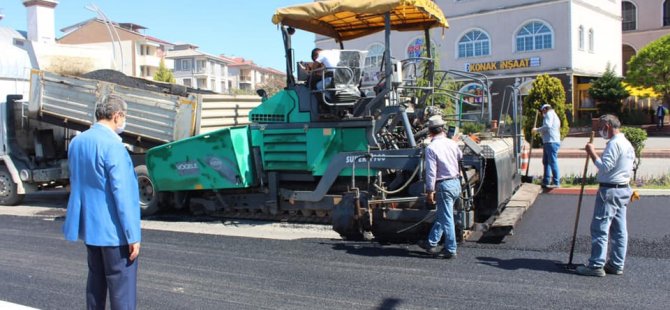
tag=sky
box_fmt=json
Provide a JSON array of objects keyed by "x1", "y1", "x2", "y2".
[{"x1": 0, "y1": 0, "x2": 314, "y2": 70}]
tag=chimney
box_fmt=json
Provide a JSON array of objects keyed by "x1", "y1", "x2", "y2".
[{"x1": 23, "y1": 0, "x2": 59, "y2": 43}]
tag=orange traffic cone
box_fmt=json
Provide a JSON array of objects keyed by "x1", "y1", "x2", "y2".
[{"x1": 520, "y1": 142, "x2": 530, "y2": 173}]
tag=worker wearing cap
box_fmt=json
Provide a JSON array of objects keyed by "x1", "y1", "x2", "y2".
[
  {"x1": 418, "y1": 115, "x2": 462, "y2": 259},
  {"x1": 576, "y1": 114, "x2": 635, "y2": 277},
  {"x1": 532, "y1": 104, "x2": 561, "y2": 188}
]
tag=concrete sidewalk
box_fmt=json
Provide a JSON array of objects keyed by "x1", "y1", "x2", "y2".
[{"x1": 528, "y1": 136, "x2": 670, "y2": 158}]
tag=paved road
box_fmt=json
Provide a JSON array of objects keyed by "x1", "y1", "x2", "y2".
[{"x1": 0, "y1": 193, "x2": 668, "y2": 309}]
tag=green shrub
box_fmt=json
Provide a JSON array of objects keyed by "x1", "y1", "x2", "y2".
[
  {"x1": 620, "y1": 126, "x2": 647, "y2": 180},
  {"x1": 460, "y1": 121, "x2": 486, "y2": 135},
  {"x1": 620, "y1": 109, "x2": 648, "y2": 125}
]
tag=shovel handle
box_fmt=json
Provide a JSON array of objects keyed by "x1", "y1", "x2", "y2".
[
  {"x1": 524, "y1": 110, "x2": 540, "y2": 177},
  {"x1": 568, "y1": 131, "x2": 595, "y2": 265}
]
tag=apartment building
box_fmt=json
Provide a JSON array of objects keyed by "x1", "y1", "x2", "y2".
[
  {"x1": 223, "y1": 56, "x2": 286, "y2": 92},
  {"x1": 2, "y1": 0, "x2": 114, "y2": 99},
  {"x1": 58, "y1": 18, "x2": 174, "y2": 79},
  {"x1": 167, "y1": 44, "x2": 231, "y2": 93},
  {"x1": 621, "y1": 1, "x2": 670, "y2": 75},
  {"x1": 316, "y1": 0, "x2": 622, "y2": 122}
]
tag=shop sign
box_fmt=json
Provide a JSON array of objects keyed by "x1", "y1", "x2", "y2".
[{"x1": 465, "y1": 57, "x2": 541, "y2": 72}]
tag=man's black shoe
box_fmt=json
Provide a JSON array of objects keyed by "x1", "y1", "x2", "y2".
[
  {"x1": 417, "y1": 240, "x2": 442, "y2": 256},
  {"x1": 443, "y1": 252, "x2": 457, "y2": 259}
]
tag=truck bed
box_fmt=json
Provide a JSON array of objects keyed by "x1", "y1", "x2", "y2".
[{"x1": 28, "y1": 70, "x2": 261, "y2": 149}]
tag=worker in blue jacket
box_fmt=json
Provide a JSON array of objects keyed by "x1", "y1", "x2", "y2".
[{"x1": 63, "y1": 94, "x2": 141, "y2": 310}]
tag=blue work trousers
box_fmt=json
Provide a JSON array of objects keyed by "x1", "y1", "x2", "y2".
[
  {"x1": 86, "y1": 245, "x2": 138, "y2": 310},
  {"x1": 588, "y1": 186, "x2": 631, "y2": 270},
  {"x1": 428, "y1": 178, "x2": 461, "y2": 254},
  {"x1": 542, "y1": 142, "x2": 560, "y2": 186}
]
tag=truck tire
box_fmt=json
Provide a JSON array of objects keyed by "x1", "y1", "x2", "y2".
[
  {"x1": 0, "y1": 166, "x2": 25, "y2": 206},
  {"x1": 135, "y1": 165, "x2": 160, "y2": 216}
]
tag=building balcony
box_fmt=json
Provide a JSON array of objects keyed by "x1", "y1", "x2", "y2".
[
  {"x1": 136, "y1": 55, "x2": 161, "y2": 68},
  {"x1": 193, "y1": 68, "x2": 212, "y2": 77}
]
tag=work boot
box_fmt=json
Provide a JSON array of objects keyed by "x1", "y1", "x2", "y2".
[
  {"x1": 576, "y1": 265, "x2": 606, "y2": 277},
  {"x1": 604, "y1": 262, "x2": 624, "y2": 275},
  {"x1": 417, "y1": 240, "x2": 442, "y2": 256}
]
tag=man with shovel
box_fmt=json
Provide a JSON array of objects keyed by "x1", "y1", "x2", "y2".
[
  {"x1": 576, "y1": 114, "x2": 635, "y2": 277},
  {"x1": 533, "y1": 104, "x2": 561, "y2": 188}
]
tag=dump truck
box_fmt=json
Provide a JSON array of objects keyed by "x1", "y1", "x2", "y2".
[
  {"x1": 144, "y1": 0, "x2": 532, "y2": 242},
  {"x1": 0, "y1": 69, "x2": 261, "y2": 214}
]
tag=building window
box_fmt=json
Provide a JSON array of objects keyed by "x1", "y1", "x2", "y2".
[
  {"x1": 181, "y1": 59, "x2": 191, "y2": 71},
  {"x1": 622, "y1": 1, "x2": 637, "y2": 31},
  {"x1": 588, "y1": 28, "x2": 594, "y2": 52},
  {"x1": 183, "y1": 78, "x2": 191, "y2": 87},
  {"x1": 140, "y1": 65, "x2": 151, "y2": 77},
  {"x1": 664, "y1": 1, "x2": 670, "y2": 26},
  {"x1": 457, "y1": 30, "x2": 490, "y2": 58},
  {"x1": 516, "y1": 21, "x2": 553, "y2": 52},
  {"x1": 622, "y1": 44, "x2": 636, "y2": 76},
  {"x1": 139, "y1": 45, "x2": 152, "y2": 56},
  {"x1": 578, "y1": 26, "x2": 584, "y2": 50},
  {"x1": 363, "y1": 43, "x2": 384, "y2": 85}
]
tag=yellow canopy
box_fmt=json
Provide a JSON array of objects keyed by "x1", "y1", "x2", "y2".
[{"x1": 272, "y1": 0, "x2": 449, "y2": 42}]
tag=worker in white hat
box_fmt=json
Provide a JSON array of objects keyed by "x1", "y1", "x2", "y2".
[
  {"x1": 418, "y1": 115, "x2": 462, "y2": 259},
  {"x1": 532, "y1": 104, "x2": 561, "y2": 188}
]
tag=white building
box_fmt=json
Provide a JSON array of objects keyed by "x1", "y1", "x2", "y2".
[
  {"x1": 315, "y1": 0, "x2": 623, "y2": 122},
  {"x1": 167, "y1": 44, "x2": 231, "y2": 93},
  {"x1": 1, "y1": 0, "x2": 113, "y2": 100}
]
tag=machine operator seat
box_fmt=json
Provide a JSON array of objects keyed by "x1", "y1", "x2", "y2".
[{"x1": 309, "y1": 50, "x2": 368, "y2": 109}]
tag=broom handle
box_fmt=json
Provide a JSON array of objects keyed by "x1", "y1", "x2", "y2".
[
  {"x1": 568, "y1": 131, "x2": 596, "y2": 265},
  {"x1": 525, "y1": 110, "x2": 540, "y2": 177}
]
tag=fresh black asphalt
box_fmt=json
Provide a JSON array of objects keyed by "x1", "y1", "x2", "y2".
[{"x1": 0, "y1": 193, "x2": 668, "y2": 309}]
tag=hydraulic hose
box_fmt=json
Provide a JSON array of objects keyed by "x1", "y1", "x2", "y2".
[{"x1": 373, "y1": 163, "x2": 421, "y2": 195}]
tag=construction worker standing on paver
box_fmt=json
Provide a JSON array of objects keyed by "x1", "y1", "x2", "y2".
[
  {"x1": 576, "y1": 114, "x2": 635, "y2": 277},
  {"x1": 533, "y1": 104, "x2": 561, "y2": 188}
]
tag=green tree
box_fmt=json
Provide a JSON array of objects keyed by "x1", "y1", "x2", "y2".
[
  {"x1": 620, "y1": 126, "x2": 647, "y2": 181},
  {"x1": 153, "y1": 58, "x2": 175, "y2": 83},
  {"x1": 523, "y1": 74, "x2": 570, "y2": 147},
  {"x1": 258, "y1": 75, "x2": 286, "y2": 97},
  {"x1": 626, "y1": 34, "x2": 670, "y2": 105},
  {"x1": 589, "y1": 64, "x2": 630, "y2": 117}
]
